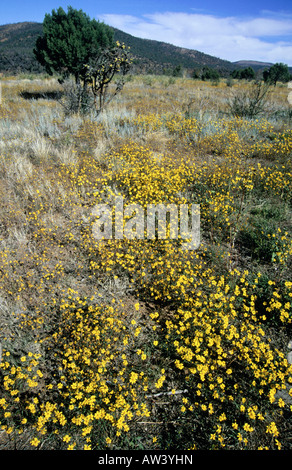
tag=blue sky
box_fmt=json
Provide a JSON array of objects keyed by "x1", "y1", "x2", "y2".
[{"x1": 1, "y1": 1, "x2": 292, "y2": 64}]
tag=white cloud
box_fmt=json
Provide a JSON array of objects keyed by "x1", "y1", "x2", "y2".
[{"x1": 99, "y1": 11, "x2": 292, "y2": 64}]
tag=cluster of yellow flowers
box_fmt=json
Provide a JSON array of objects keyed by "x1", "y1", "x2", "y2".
[{"x1": 0, "y1": 76, "x2": 291, "y2": 449}]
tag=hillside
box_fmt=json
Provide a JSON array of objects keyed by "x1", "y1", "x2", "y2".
[
  {"x1": 0, "y1": 21, "x2": 235, "y2": 76},
  {"x1": 111, "y1": 27, "x2": 233, "y2": 75},
  {"x1": 0, "y1": 22, "x2": 44, "y2": 73},
  {"x1": 1, "y1": 21, "x2": 289, "y2": 77}
]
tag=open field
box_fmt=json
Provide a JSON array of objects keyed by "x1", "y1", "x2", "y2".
[{"x1": 0, "y1": 74, "x2": 291, "y2": 450}]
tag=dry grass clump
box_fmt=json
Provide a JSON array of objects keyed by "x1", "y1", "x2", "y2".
[{"x1": 0, "y1": 75, "x2": 291, "y2": 450}]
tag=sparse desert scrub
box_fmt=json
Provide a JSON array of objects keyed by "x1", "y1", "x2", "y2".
[{"x1": 0, "y1": 75, "x2": 291, "y2": 450}]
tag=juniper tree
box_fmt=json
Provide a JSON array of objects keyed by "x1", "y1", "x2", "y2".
[
  {"x1": 34, "y1": 6, "x2": 114, "y2": 83},
  {"x1": 263, "y1": 63, "x2": 291, "y2": 85}
]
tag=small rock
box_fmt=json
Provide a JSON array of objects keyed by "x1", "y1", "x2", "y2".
[
  {"x1": 275, "y1": 385, "x2": 292, "y2": 405},
  {"x1": 288, "y1": 351, "x2": 292, "y2": 365},
  {"x1": 288, "y1": 340, "x2": 292, "y2": 350}
]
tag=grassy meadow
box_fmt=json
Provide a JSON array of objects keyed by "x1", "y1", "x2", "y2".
[{"x1": 0, "y1": 74, "x2": 291, "y2": 450}]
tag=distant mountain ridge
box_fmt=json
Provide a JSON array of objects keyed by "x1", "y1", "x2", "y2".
[
  {"x1": 233, "y1": 60, "x2": 274, "y2": 71},
  {"x1": 0, "y1": 21, "x2": 278, "y2": 76}
]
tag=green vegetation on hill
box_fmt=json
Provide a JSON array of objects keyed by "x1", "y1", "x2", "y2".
[
  {"x1": 2, "y1": 21, "x2": 292, "y2": 80},
  {"x1": 0, "y1": 22, "x2": 44, "y2": 73},
  {"x1": 111, "y1": 28, "x2": 233, "y2": 76},
  {"x1": 0, "y1": 21, "x2": 234, "y2": 76}
]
